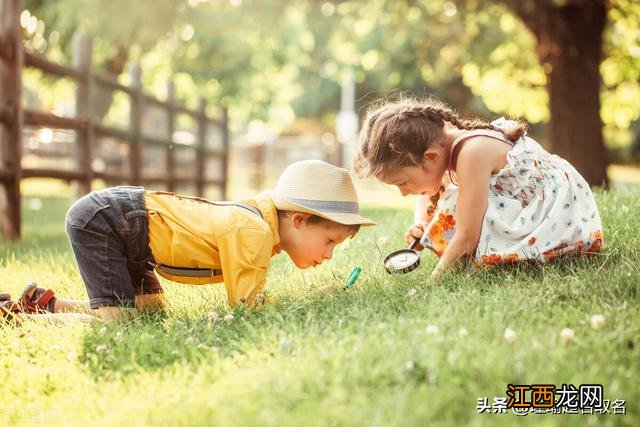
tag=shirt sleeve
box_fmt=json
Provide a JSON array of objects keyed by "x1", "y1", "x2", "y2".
[{"x1": 216, "y1": 225, "x2": 273, "y2": 309}]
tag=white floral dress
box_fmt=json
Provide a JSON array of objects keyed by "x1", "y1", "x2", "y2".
[{"x1": 420, "y1": 119, "x2": 603, "y2": 267}]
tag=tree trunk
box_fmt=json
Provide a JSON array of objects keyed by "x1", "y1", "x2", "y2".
[{"x1": 505, "y1": 0, "x2": 608, "y2": 187}]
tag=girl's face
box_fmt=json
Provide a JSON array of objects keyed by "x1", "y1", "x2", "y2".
[{"x1": 381, "y1": 146, "x2": 449, "y2": 197}]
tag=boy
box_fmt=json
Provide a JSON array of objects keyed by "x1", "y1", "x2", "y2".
[{"x1": 1, "y1": 160, "x2": 375, "y2": 321}]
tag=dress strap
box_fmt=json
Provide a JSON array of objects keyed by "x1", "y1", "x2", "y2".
[{"x1": 447, "y1": 129, "x2": 516, "y2": 186}]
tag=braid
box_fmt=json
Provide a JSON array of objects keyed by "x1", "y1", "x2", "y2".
[
  {"x1": 354, "y1": 96, "x2": 527, "y2": 181},
  {"x1": 424, "y1": 104, "x2": 526, "y2": 142},
  {"x1": 426, "y1": 185, "x2": 445, "y2": 219},
  {"x1": 424, "y1": 105, "x2": 495, "y2": 132}
]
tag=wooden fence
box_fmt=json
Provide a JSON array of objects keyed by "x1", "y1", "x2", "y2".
[{"x1": 0, "y1": 0, "x2": 228, "y2": 240}]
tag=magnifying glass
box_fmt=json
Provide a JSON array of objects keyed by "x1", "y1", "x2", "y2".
[{"x1": 383, "y1": 239, "x2": 422, "y2": 274}]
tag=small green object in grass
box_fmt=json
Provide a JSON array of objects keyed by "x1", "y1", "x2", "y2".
[{"x1": 343, "y1": 266, "x2": 362, "y2": 290}]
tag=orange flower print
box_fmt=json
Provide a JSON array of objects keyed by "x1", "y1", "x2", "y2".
[
  {"x1": 588, "y1": 239, "x2": 602, "y2": 253},
  {"x1": 428, "y1": 223, "x2": 443, "y2": 239},
  {"x1": 528, "y1": 237, "x2": 537, "y2": 246},
  {"x1": 592, "y1": 230, "x2": 603, "y2": 241},
  {"x1": 504, "y1": 253, "x2": 519, "y2": 263},
  {"x1": 437, "y1": 211, "x2": 456, "y2": 231},
  {"x1": 423, "y1": 209, "x2": 457, "y2": 258},
  {"x1": 481, "y1": 253, "x2": 502, "y2": 266}
]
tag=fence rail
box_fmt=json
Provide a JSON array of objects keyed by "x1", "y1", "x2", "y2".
[{"x1": 0, "y1": 0, "x2": 228, "y2": 240}]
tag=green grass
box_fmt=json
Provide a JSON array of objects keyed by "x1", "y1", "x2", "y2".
[{"x1": 1, "y1": 187, "x2": 639, "y2": 426}]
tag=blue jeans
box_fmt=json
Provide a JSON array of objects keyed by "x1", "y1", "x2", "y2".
[{"x1": 65, "y1": 186, "x2": 163, "y2": 309}]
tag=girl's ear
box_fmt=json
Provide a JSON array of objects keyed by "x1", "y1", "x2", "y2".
[
  {"x1": 291, "y1": 212, "x2": 311, "y2": 229},
  {"x1": 422, "y1": 146, "x2": 442, "y2": 164}
]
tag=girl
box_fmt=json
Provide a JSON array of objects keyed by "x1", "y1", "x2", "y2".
[{"x1": 354, "y1": 98, "x2": 603, "y2": 280}]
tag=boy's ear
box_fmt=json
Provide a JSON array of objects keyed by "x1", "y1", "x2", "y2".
[{"x1": 291, "y1": 212, "x2": 311, "y2": 228}]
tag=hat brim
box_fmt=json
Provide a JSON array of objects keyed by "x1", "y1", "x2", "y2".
[{"x1": 268, "y1": 191, "x2": 376, "y2": 226}]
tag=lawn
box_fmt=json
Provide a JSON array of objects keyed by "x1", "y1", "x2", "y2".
[{"x1": 1, "y1": 184, "x2": 638, "y2": 426}]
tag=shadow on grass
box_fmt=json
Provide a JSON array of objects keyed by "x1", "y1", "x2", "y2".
[
  {"x1": 78, "y1": 244, "x2": 640, "y2": 381},
  {"x1": 78, "y1": 282, "x2": 421, "y2": 380}
]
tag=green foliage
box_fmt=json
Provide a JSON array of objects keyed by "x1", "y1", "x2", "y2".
[
  {"x1": 22, "y1": 0, "x2": 185, "y2": 64},
  {"x1": 601, "y1": 0, "x2": 640, "y2": 151},
  {"x1": 18, "y1": 0, "x2": 640, "y2": 147},
  {"x1": 1, "y1": 187, "x2": 639, "y2": 425}
]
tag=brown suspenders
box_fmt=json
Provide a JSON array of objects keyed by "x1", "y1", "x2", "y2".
[{"x1": 147, "y1": 197, "x2": 264, "y2": 278}]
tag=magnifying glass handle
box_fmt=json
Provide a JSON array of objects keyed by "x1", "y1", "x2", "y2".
[{"x1": 408, "y1": 239, "x2": 420, "y2": 250}]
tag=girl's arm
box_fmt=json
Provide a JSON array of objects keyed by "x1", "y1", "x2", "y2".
[
  {"x1": 414, "y1": 195, "x2": 429, "y2": 223},
  {"x1": 430, "y1": 137, "x2": 499, "y2": 281}
]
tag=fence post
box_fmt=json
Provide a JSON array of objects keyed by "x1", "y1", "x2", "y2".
[
  {"x1": 72, "y1": 34, "x2": 93, "y2": 199},
  {"x1": 166, "y1": 81, "x2": 175, "y2": 192},
  {"x1": 195, "y1": 97, "x2": 207, "y2": 197},
  {"x1": 0, "y1": 0, "x2": 23, "y2": 240},
  {"x1": 129, "y1": 64, "x2": 142, "y2": 186},
  {"x1": 221, "y1": 107, "x2": 228, "y2": 200}
]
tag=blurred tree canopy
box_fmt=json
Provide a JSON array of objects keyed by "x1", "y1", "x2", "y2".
[{"x1": 19, "y1": 0, "x2": 640, "y2": 184}]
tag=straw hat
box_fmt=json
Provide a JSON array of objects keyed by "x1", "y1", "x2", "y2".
[{"x1": 268, "y1": 160, "x2": 376, "y2": 226}]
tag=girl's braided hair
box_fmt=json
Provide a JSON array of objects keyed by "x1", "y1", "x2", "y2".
[{"x1": 353, "y1": 97, "x2": 526, "y2": 218}]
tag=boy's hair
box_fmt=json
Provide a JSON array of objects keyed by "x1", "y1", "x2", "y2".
[
  {"x1": 277, "y1": 210, "x2": 360, "y2": 236},
  {"x1": 353, "y1": 96, "x2": 527, "y2": 180}
]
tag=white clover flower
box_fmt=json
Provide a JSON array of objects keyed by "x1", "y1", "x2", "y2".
[
  {"x1": 27, "y1": 198, "x2": 42, "y2": 211},
  {"x1": 223, "y1": 312, "x2": 234, "y2": 322},
  {"x1": 426, "y1": 324, "x2": 439, "y2": 335},
  {"x1": 590, "y1": 314, "x2": 606, "y2": 330},
  {"x1": 458, "y1": 328, "x2": 468, "y2": 338},
  {"x1": 207, "y1": 311, "x2": 220, "y2": 322},
  {"x1": 404, "y1": 360, "x2": 415, "y2": 371},
  {"x1": 279, "y1": 336, "x2": 293, "y2": 351},
  {"x1": 406, "y1": 288, "x2": 417, "y2": 298},
  {"x1": 504, "y1": 328, "x2": 516, "y2": 344},
  {"x1": 254, "y1": 293, "x2": 266, "y2": 307},
  {"x1": 66, "y1": 351, "x2": 77, "y2": 362},
  {"x1": 560, "y1": 328, "x2": 575, "y2": 345},
  {"x1": 185, "y1": 336, "x2": 195, "y2": 345},
  {"x1": 98, "y1": 326, "x2": 108, "y2": 335},
  {"x1": 377, "y1": 236, "x2": 390, "y2": 246},
  {"x1": 95, "y1": 344, "x2": 108, "y2": 353}
]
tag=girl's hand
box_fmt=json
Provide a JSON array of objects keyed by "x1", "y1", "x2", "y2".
[
  {"x1": 429, "y1": 266, "x2": 445, "y2": 283},
  {"x1": 405, "y1": 222, "x2": 427, "y2": 250}
]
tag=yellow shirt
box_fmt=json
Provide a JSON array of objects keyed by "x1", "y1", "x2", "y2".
[{"x1": 143, "y1": 191, "x2": 281, "y2": 308}]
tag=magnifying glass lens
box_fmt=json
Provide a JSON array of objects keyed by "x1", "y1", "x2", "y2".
[
  {"x1": 386, "y1": 252, "x2": 418, "y2": 269},
  {"x1": 383, "y1": 248, "x2": 421, "y2": 274}
]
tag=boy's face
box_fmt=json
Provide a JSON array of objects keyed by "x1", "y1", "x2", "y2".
[{"x1": 283, "y1": 213, "x2": 355, "y2": 269}]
